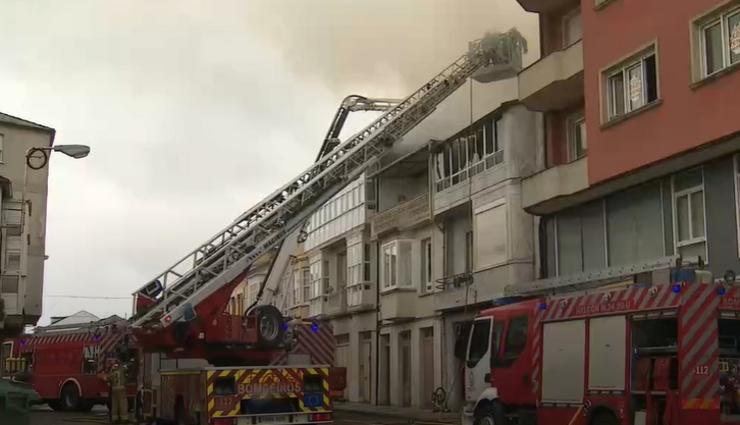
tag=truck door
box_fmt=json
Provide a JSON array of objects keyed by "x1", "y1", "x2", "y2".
[
  {"x1": 464, "y1": 317, "x2": 502, "y2": 403},
  {"x1": 491, "y1": 315, "x2": 531, "y2": 405}
]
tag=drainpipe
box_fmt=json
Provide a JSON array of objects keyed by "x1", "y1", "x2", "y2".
[{"x1": 374, "y1": 238, "x2": 380, "y2": 406}]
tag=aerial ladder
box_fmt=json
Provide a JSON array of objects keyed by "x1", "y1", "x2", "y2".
[{"x1": 130, "y1": 33, "x2": 521, "y2": 356}]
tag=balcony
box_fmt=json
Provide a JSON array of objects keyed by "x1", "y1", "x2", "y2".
[
  {"x1": 515, "y1": 0, "x2": 577, "y2": 12},
  {"x1": 379, "y1": 289, "x2": 417, "y2": 321},
  {"x1": 522, "y1": 157, "x2": 589, "y2": 214},
  {"x1": 371, "y1": 194, "x2": 429, "y2": 239},
  {"x1": 519, "y1": 40, "x2": 583, "y2": 112},
  {"x1": 346, "y1": 283, "x2": 375, "y2": 312},
  {"x1": 325, "y1": 287, "x2": 348, "y2": 317}
]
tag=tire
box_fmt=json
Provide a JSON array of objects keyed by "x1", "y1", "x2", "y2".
[
  {"x1": 473, "y1": 402, "x2": 506, "y2": 425},
  {"x1": 590, "y1": 410, "x2": 619, "y2": 425},
  {"x1": 253, "y1": 305, "x2": 285, "y2": 349},
  {"x1": 60, "y1": 382, "x2": 81, "y2": 411}
]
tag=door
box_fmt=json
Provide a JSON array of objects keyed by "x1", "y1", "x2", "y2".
[
  {"x1": 421, "y1": 328, "x2": 435, "y2": 408},
  {"x1": 379, "y1": 334, "x2": 390, "y2": 405},
  {"x1": 465, "y1": 318, "x2": 493, "y2": 403},
  {"x1": 359, "y1": 333, "x2": 372, "y2": 402},
  {"x1": 335, "y1": 334, "x2": 350, "y2": 400},
  {"x1": 400, "y1": 331, "x2": 412, "y2": 407}
]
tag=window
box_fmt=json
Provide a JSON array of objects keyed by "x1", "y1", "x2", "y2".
[
  {"x1": 605, "y1": 47, "x2": 658, "y2": 121},
  {"x1": 293, "y1": 270, "x2": 302, "y2": 306},
  {"x1": 435, "y1": 117, "x2": 504, "y2": 192},
  {"x1": 421, "y1": 238, "x2": 433, "y2": 293},
  {"x1": 698, "y1": 5, "x2": 740, "y2": 77},
  {"x1": 465, "y1": 231, "x2": 473, "y2": 273},
  {"x1": 310, "y1": 259, "x2": 323, "y2": 299},
  {"x1": 496, "y1": 315, "x2": 528, "y2": 367},
  {"x1": 467, "y1": 319, "x2": 491, "y2": 367},
  {"x1": 673, "y1": 168, "x2": 707, "y2": 262},
  {"x1": 474, "y1": 201, "x2": 508, "y2": 270},
  {"x1": 489, "y1": 321, "x2": 505, "y2": 368},
  {"x1": 567, "y1": 113, "x2": 587, "y2": 161},
  {"x1": 302, "y1": 268, "x2": 311, "y2": 302},
  {"x1": 347, "y1": 241, "x2": 365, "y2": 307},
  {"x1": 381, "y1": 240, "x2": 413, "y2": 291},
  {"x1": 562, "y1": 8, "x2": 582, "y2": 47}
]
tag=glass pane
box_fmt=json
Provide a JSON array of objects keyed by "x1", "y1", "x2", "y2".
[
  {"x1": 503, "y1": 316, "x2": 529, "y2": 359},
  {"x1": 676, "y1": 195, "x2": 690, "y2": 242},
  {"x1": 690, "y1": 191, "x2": 705, "y2": 238},
  {"x1": 627, "y1": 63, "x2": 644, "y2": 111},
  {"x1": 609, "y1": 73, "x2": 625, "y2": 117},
  {"x1": 728, "y1": 12, "x2": 740, "y2": 65},
  {"x1": 485, "y1": 121, "x2": 494, "y2": 154},
  {"x1": 468, "y1": 320, "x2": 491, "y2": 366},
  {"x1": 644, "y1": 55, "x2": 658, "y2": 103},
  {"x1": 705, "y1": 20, "x2": 724, "y2": 75},
  {"x1": 674, "y1": 168, "x2": 703, "y2": 191},
  {"x1": 494, "y1": 119, "x2": 503, "y2": 152}
]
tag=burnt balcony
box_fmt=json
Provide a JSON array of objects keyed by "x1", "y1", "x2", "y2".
[
  {"x1": 519, "y1": 40, "x2": 583, "y2": 112},
  {"x1": 371, "y1": 193, "x2": 430, "y2": 239}
]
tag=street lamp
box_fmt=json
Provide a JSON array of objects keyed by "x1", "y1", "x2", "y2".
[{"x1": 22, "y1": 144, "x2": 91, "y2": 229}]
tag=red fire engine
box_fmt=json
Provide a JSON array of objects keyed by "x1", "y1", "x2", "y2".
[
  {"x1": 461, "y1": 266, "x2": 740, "y2": 425},
  {"x1": 0, "y1": 315, "x2": 137, "y2": 411}
]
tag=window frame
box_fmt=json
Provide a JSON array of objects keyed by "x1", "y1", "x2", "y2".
[
  {"x1": 602, "y1": 44, "x2": 659, "y2": 123},
  {"x1": 380, "y1": 239, "x2": 414, "y2": 292},
  {"x1": 698, "y1": 5, "x2": 740, "y2": 78},
  {"x1": 0, "y1": 133, "x2": 4, "y2": 163},
  {"x1": 420, "y1": 238, "x2": 433, "y2": 294},
  {"x1": 672, "y1": 170, "x2": 708, "y2": 262},
  {"x1": 566, "y1": 112, "x2": 587, "y2": 162}
]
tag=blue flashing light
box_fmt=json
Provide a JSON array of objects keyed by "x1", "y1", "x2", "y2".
[
  {"x1": 281, "y1": 322, "x2": 289, "y2": 331},
  {"x1": 672, "y1": 284, "x2": 682, "y2": 294},
  {"x1": 310, "y1": 322, "x2": 319, "y2": 333},
  {"x1": 538, "y1": 302, "x2": 547, "y2": 311},
  {"x1": 718, "y1": 286, "x2": 727, "y2": 296}
]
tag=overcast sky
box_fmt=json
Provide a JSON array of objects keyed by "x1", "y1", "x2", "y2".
[{"x1": 0, "y1": 0, "x2": 537, "y2": 325}]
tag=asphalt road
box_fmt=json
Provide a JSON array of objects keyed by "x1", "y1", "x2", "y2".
[{"x1": 29, "y1": 406, "x2": 421, "y2": 425}]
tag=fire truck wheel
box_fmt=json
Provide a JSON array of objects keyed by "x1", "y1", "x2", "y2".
[
  {"x1": 590, "y1": 410, "x2": 619, "y2": 425},
  {"x1": 254, "y1": 305, "x2": 285, "y2": 349},
  {"x1": 60, "y1": 382, "x2": 82, "y2": 411},
  {"x1": 473, "y1": 402, "x2": 505, "y2": 425}
]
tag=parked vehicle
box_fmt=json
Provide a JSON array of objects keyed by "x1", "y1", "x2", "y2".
[
  {"x1": 0, "y1": 315, "x2": 137, "y2": 411},
  {"x1": 461, "y1": 274, "x2": 740, "y2": 425}
]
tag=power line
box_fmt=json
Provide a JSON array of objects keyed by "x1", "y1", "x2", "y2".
[{"x1": 44, "y1": 295, "x2": 130, "y2": 300}]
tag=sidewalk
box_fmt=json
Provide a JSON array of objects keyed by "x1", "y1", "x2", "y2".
[{"x1": 334, "y1": 401, "x2": 460, "y2": 424}]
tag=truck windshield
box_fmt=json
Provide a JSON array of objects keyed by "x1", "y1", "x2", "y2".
[{"x1": 468, "y1": 319, "x2": 491, "y2": 366}]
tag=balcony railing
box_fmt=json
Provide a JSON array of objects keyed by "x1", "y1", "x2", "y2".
[{"x1": 371, "y1": 193, "x2": 430, "y2": 238}]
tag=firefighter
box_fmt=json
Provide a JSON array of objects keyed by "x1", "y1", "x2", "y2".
[{"x1": 106, "y1": 361, "x2": 128, "y2": 424}]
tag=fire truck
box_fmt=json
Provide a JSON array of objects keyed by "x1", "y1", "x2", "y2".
[
  {"x1": 461, "y1": 260, "x2": 740, "y2": 425},
  {"x1": 0, "y1": 315, "x2": 137, "y2": 411},
  {"x1": 125, "y1": 31, "x2": 524, "y2": 425}
]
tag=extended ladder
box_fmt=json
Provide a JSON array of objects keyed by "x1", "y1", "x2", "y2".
[{"x1": 131, "y1": 36, "x2": 514, "y2": 328}]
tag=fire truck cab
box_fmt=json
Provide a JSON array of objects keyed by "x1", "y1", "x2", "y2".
[{"x1": 462, "y1": 280, "x2": 740, "y2": 425}]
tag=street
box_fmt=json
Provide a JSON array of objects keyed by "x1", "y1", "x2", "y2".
[{"x1": 29, "y1": 405, "x2": 448, "y2": 425}]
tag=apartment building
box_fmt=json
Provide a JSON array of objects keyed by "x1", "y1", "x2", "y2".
[
  {"x1": 0, "y1": 113, "x2": 54, "y2": 336},
  {"x1": 516, "y1": 0, "x2": 740, "y2": 282}
]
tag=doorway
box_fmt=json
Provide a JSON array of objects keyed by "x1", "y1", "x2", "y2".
[
  {"x1": 421, "y1": 327, "x2": 435, "y2": 408},
  {"x1": 359, "y1": 332, "x2": 372, "y2": 402},
  {"x1": 379, "y1": 334, "x2": 390, "y2": 405},
  {"x1": 400, "y1": 330, "x2": 412, "y2": 407}
]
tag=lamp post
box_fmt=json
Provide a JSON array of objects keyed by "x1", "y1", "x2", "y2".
[{"x1": 21, "y1": 144, "x2": 91, "y2": 230}]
